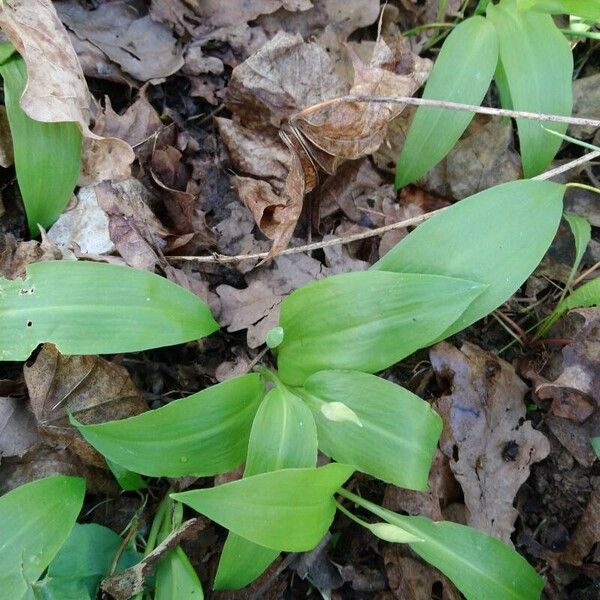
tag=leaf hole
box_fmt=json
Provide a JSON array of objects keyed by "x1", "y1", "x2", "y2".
[{"x1": 26, "y1": 321, "x2": 32, "y2": 327}]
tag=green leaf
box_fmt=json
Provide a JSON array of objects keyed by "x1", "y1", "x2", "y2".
[
  {"x1": 0, "y1": 42, "x2": 16, "y2": 65},
  {"x1": 341, "y1": 490, "x2": 544, "y2": 600},
  {"x1": 0, "y1": 476, "x2": 85, "y2": 598},
  {"x1": 276, "y1": 271, "x2": 486, "y2": 386},
  {"x1": 155, "y1": 547, "x2": 204, "y2": 600},
  {"x1": 215, "y1": 383, "x2": 318, "y2": 590},
  {"x1": 367, "y1": 522, "x2": 424, "y2": 544},
  {"x1": 518, "y1": 0, "x2": 600, "y2": 20},
  {"x1": 0, "y1": 260, "x2": 219, "y2": 361},
  {"x1": 374, "y1": 180, "x2": 565, "y2": 338},
  {"x1": 0, "y1": 55, "x2": 82, "y2": 236},
  {"x1": 592, "y1": 437, "x2": 600, "y2": 458},
  {"x1": 395, "y1": 16, "x2": 498, "y2": 188},
  {"x1": 487, "y1": 0, "x2": 573, "y2": 177},
  {"x1": 35, "y1": 523, "x2": 140, "y2": 599},
  {"x1": 564, "y1": 213, "x2": 591, "y2": 286},
  {"x1": 172, "y1": 464, "x2": 354, "y2": 552},
  {"x1": 106, "y1": 459, "x2": 146, "y2": 492},
  {"x1": 296, "y1": 371, "x2": 441, "y2": 490},
  {"x1": 73, "y1": 374, "x2": 265, "y2": 477},
  {"x1": 542, "y1": 276, "x2": 600, "y2": 333}
]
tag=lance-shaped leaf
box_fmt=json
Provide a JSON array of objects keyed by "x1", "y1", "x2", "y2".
[
  {"x1": 276, "y1": 271, "x2": 485, "y2": 386},
  {"x1": 172, "y1": 464, "x2": 354, "y2": 552},
  {"x1": 73, "y1": 374, "x2": 265, "y2": 477},
  {"x1": 340, "y1": 490, "x2": 544, "y2": 600},
  {"x1": 564, "y1": 213, "x2": 591, "y2": 287},
  {"x1": 155, "y1": 547, "x2": 204, "y2": 600},
  {"x1": 0, "y1": 53, "x2": 82, "y2": 236},
  {"x1": 0, "y1": 260, "x2": 218, "y2": 361},
  {"x1": 215, "y1": 384, "x2": 318, "y2": 590},
  {"x1": 518, "y1": 0, "x2": 600, "y2": 20},
  {"x1": 374, "y1": 180, "x2": 565, "y2": 338},
  {"x1": 296, "y1": 370, "x2": 442, "y2": 490},
  {"x1": 396, "y1": 16, "x2": 498, "y2": 188},
  {"x1": 0, "y1": 476, "x2": 85, "y2": 597},
  {"x1": 487, "y1": 0, "x2": 573, "y2": 177}
]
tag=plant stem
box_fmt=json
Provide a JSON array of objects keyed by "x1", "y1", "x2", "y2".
[
  {"x1": 561, "y1": 28, "x2": 600, "y2": 40},
  {"x1": 566, "y1": 182, "x2": 600, "y2": 196},
  {"x1": 335, "y1": 500, "x2": 372, "y2": 529},
  {"x1": 403, "y1": 22, "x2": 454, "y2": 37}
]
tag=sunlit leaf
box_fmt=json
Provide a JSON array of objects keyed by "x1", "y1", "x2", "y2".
[
  {"x1": 487, "y1": 0, "x2": 573, "y2": 177},
  {"x1": 276, "y1": 271, "x2": 485, "y2": 386},
  {"x1": 341, "y1": 490, "x2": 544, "y2": 600},
  {"x1": 214, "y1": 384, "x2": 318, "y2": 590},
  {"x1": 0, "y1": 260, "x2": 218, "y2": 361},
  {"x1": 396, "y1": 16, "x2": 498, "y2": 187},
  {"x1": 374, "y1": 180, "x2": 565, "y2": 338},
  {"x1": 518, "y1": 0, "x2": 600, "y2": 20},
  {"x1": 73, "y1": 374, "x2": 265, "y2": 477},
  {"x1": 0, "y1": 476, "x2": 85, "y2": 598},
  {"x1": 297, "y1": 370, "x2": 441, "y2": 490},
  {"x1": 172, "y1": 464, "x2": 354, "y2": 552},
  {"x1": 155, "y1": 547, "x2": 204, "y2": 600},
  {"x1": 0, "y1": 54, "x2": 82, "y2": 236}
]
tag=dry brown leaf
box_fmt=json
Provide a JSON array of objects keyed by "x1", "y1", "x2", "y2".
[
  {"x1": 430, "y1": 341, "x2": 551, "y2": 543},
  {"x1": 93, "y1": 92, "x2": 163, "y2": 149},
  {"x1": 0, "y1": 0, "x2": 134, "y2": 184},
  {"x1": 0, "y1": 233, "x2": 47, "y2": 279},
  {"x1": 546, "y1": 412, "x2": 600, "y2": 467},
  {"x1": 24, "y1": 344, "x2": 148, "y2": 468},
  {"x1": 0, "y1": 106, "x2": 14, "y2": 167},
  {"x1": 57, "y1": 0, "x2": 184, "y2": 82},
  {"x1": 562, "y1": 488, "x2": 600, "y2": 566},
  {"x1": 536, "y1": 309, "x2": 600, "y2": 422},
  {"x1": 0, "y1": 396, "x2": 40, "y2": 458},
  {"x1": 0, "y1": 443, "x2": 117, "y2": 495},
  {"x1": 570, "y1": 73, "x2": 600, "y2": 139}
]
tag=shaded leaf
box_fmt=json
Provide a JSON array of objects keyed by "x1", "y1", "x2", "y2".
[
  {"x1": 276, "y1": 271, "x2": 486, "y2": 385},
  {"x1": 374, "y1": 180, "x2": 565, "y2": 339},
  {"x1": 172, "y1": 464, "x2": 354, "y2": 551},
  {"x1": 296, "y1": 370, "x2": 442, "y2": 490},
  {"x1": 591, "y1": 437, "x2": 600, "y2": 458},
  {"x1": 543, "y1": 277, "x2": 600, "y2": 332},
  {"x1": 487, "y1": 0, "x2": 573, "y2": 177},
  {"x1": 0, "y1": 476, "x2": 85, "y2": 598},
  {"x1": 215, "y1": 384, "x2": 318, "y2": 590},
  {"x1": 155, "y1": 547, "x2": 204, "y2": 600},
  {"x1": 342, "y1": 490, "x2": 545, "y2": 600},
  {"x1": 0, "y1": 54, "x2": 81, "y2": 235},
  {"x1": 564, "y1": 213, "x2": 591, "y2": 286},
  {"x1": 395, "y1": 16, "x2": 498, "y2": 188},
  {"x1": 74, "y1": 374, "x2": 265, "y2": 477},
  {"x1": 0, "y1": 261, "x2": 218, "y2": 361}
]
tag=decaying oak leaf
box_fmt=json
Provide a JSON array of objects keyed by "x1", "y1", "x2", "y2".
[
  {"x1": 0, "y1": 396, "x2": 40, "y2": 459},
  {"x1": 24, "y1": 344, "x2": 148, "y2": 468},
  {"x1": 536, "y1": 309, "x2": 600, "y2": 422},
  {"x1": 220, "y1": 30, "x2": 430, "y2": 255},
  {"x1": 0, "y1": 0, "x2": 134, "y2": 184},
  {"x1": 0, "y1": 232, "x2": 59, "y2": 279},
  {"x1": 431, "y1": 342, "x2": 550, "y2": 544},
  {"x1": 562, "y1": 488, "x2": 600, "y2": 566}
]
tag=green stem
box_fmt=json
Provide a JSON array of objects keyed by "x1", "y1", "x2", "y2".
[
  {"x1": 337, "y1": 488, "x2": 390, "y2": 521},
  {"x1": 565, "y1": 182, "x2": 600, "y2": 196},
  {"x1": 144, "y1": 494, "x2": 171, "y2": 558},
  {"x1": 561, "y1": 28, "x2": 600, "y2": 40},
  {"x1": 335, "y1": 500, "x2": 372, "y2": 529},
  {"x1": 403, "y1": 22, "x2": 454, "y2": 37}
]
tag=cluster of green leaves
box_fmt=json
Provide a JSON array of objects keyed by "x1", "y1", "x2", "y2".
[
  {"x1": 0, "y1": 43, "x2": 81, "y2": 236},
  {"x1": 397, "y1": 0, "x2": 580, "y2": 185}
]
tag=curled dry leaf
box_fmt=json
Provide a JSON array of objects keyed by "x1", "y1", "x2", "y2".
[
  {"x1": 0, "y1": 232, "x2": 59, "y2": 279},
  {"x1": 536, "y1": 309, "x2": 600, "y2": 422},
  {"x1": 221, "y1": 30, "x2": 430, "y2": 255},
  {"x1": 0, "y1": 396, "x2": 40, "y2": 458},
  {"x1": 24, "y1": 344, "x2": 148, "y2": 468},
  {"x1": 431, "y1": 342, "x2": 550, "y2": 543},
  {"x1": 0, "y1": 0, "x2": 134, "y2": 184}
]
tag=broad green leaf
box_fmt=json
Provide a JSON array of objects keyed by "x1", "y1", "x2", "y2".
[
  {"x1": 106, "y1": 459, "x2": 146, "y2": 492},
  {"x1": 341, "y1": 490, "x2": 544, "y2": 600},
  {"x1": 518, "y1": 0, "x2": 600, "y2": 20},
  {"x1": 374, "y1": 180, "x2": 565, "y2": 338},
  {"x1": 34, "y1": 523, "x2": 140, "y2": 600},
  {"x1": 0, "y1": 476, "x2": 85, "y2": 598},
  {"x1": 296, "y1": 371, "x2": 442, "y2": 490},
  {"x1": 0, "y1": 42, "x2": 16, "y2": 64},
  {"x1": 487, "y1": 0, "x2": 573, "y2": 177},
  {"x1": 0, "y1": 260, "x2": 218, "y2": 361},
  {"x1": 215, "y1": 384, "x2": 318, "y2": 590},
  {"x1": 564, "y1": 213, "x2": 591, "y2": 285},
  {"x1": 395, "y1": 16, "x2": 498, "y2": 188},
  {"x1": 74, "y1": 374, "x2": 265, "y2": 477},
  {"x1": 592, "y1": 437, "x2": 600, "y2": 458},
  {"x1": 276, "y1": 271, "x2": 486, "y2": 386},
  {"x1": 0, "y1": 55, "x2": 82, "y2": 236},
  {"x1": 541, "y1": 277, "x2": 600, "y2": 333},
  {"x1": 155, "y1": 547, "x2": 204, "y2": 600},
  {"x1": 171, "y1": 464, "x2": 354, "y2": 552}
]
